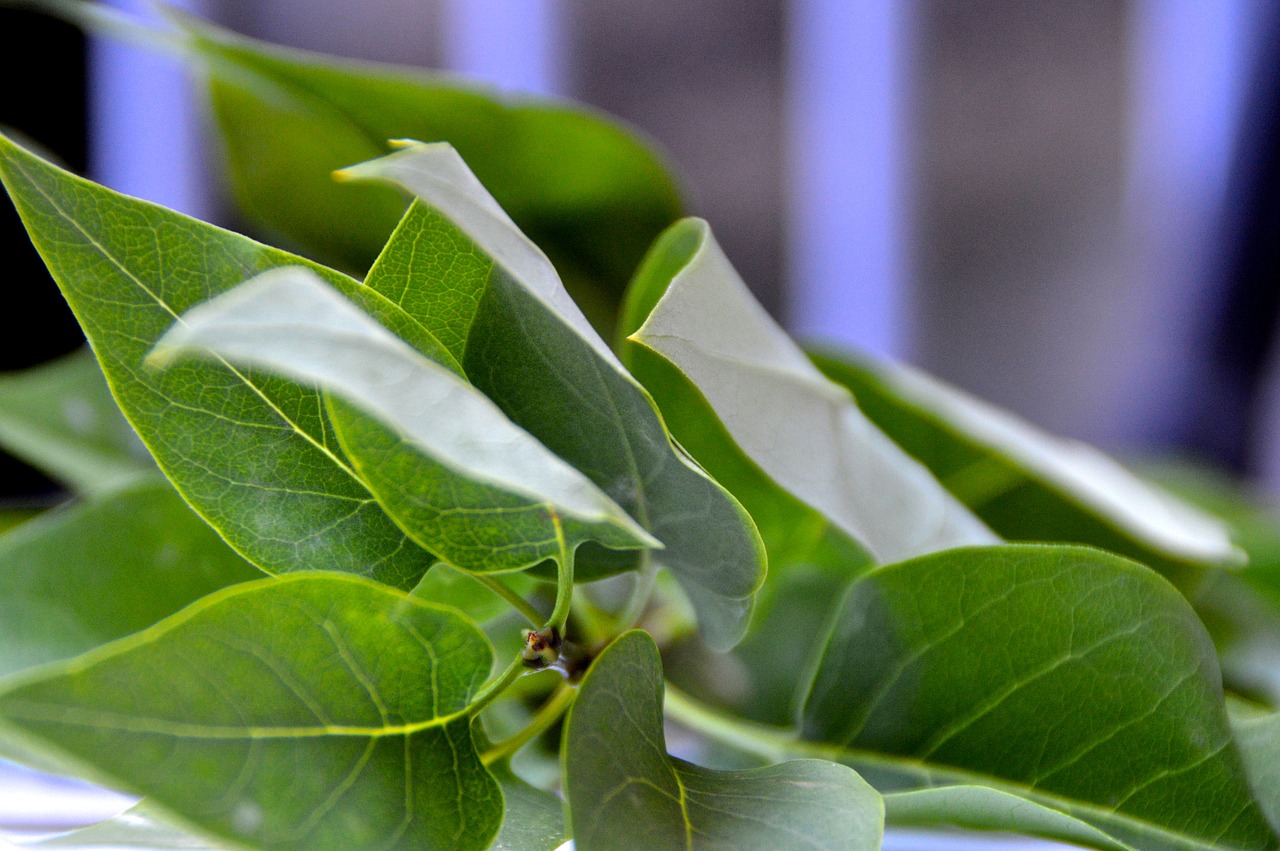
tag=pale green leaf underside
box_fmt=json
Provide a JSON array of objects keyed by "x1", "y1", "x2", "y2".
[
  {"x1": 0, "y1": 574, "x2": 502, "y2": 851},
  {"x1": 23, "y1": 805, "x2": 215, "y2": 849},
  {"x1": 0, "y1": 348, "x2": 154, "y2": 494},
  {"x1": 0, "y1": 133, "x2": 435, "y2": 588},
  {"x1": 631, "y1": 218, "x2": 996, "y2": 564},
  {"x1": 341, "y1": 144, "x2": 765, "y2": 650},
  {"x1": 564, "y1": 631, "x2": 883, "y2": 851},
  {"x1": 810, "y1": 349, "x2": 1242, "y2": 569},
  {"x1": 803, "y1": 545, "x2": 1276, "y2": 851},
  {"x1": 0, "y1": 478, "x2": 262, "y2": 678},
  {"x1": 1230, "y1": 702, "x2": 1280, "y2": 834},
  {"x1": 152, "y1": 267, "x2": 656, "y2": 572}
]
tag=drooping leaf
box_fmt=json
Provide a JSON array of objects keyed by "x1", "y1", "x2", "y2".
[
  {"x1": 629, "y1": 217, "x2": 996, "y2": 564},
  {"x1": 0, "y1": 574, "x2": 504, "y2": 850},
  {"x1": 341, "y1": 144, "x2": 765, "y2": 650},
  {"x1": 166, "y1": 10, "x2": 681, "y2": 323},
  {"x1": 563, "y1": 631, "x2": 882, "y2": 851},
  {"x1": 153, "y1": 268, "x2": 657, "y2": 574},
  {"x1": 802, "y1": 545, "x2": 1277, "y2": 851},
  {"x1": 809, "y1": 349, "x2": 1242, "y2": 582},
  {"x1": 490, "y1": 763, "x2": 568, "y2": 851},
  {"x1": 0, "y1": 132, "x2": 442, "y2": 588},
  {"x1": 883, "y1": 786, "x2": 1135, "y2": 851},
  {"x1": 0, "y1": 478, "x2": 261, "y2": 678},
  {"x1": 0, "y1": 348, "x2": 153, "y2": 494}
]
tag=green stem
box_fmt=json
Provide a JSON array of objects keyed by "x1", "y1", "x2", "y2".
[
  {"x1": 547, "y1": 510, "x2": 574, "y2": 634},
  {"x1": 468, "y1": 654, "x2": 527, "y2": 718},
  {"x1": 662, "y1": 684, "x2": 803, "y2": 763},
  {"x1": 474, "y1": 573, "x2": 544, "y2": 626},
  {"x1": 481, "y1": 682, "x2": 576, "y2": 766}
]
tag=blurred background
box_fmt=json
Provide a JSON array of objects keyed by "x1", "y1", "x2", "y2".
[{"x1": 1, "y1": 1, "x2": 1279, "y2": 843}]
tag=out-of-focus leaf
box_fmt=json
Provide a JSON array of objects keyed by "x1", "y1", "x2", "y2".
[
  {"x1": 23, "y1": 805, "x2": 214, "y2": 849},
  {"x1": 0, "y1": 479, "x2": 261, "y2": 678},
  {"x1": 564, "y1": 631, "x2": 883, "y2": 851},
  {"x1": 0, "y1": 349, "x2": 153, "y2": 494},
  {"x1": 490, "y1": 763, "x2": 567, "y2": 851},
  {"x1": 0, "y1": 575, "x2": 503, "y2": 850}
]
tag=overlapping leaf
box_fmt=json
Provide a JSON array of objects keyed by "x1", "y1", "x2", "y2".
[
  {"x1": 339, "y1": 144, "x2": 765, "y2": 650},
  {"x1": 810, "y1": 349, "x2": 1242, "y2": 580},
  {"x1": 162, "y1": 9, "x2": 680, "y2": 323},
  {"x1": 0, "y1": 348, "x2": 154, "y2": 494},
  {"x1": 0, "y1": 479, "x2": 261, "y2": 678},
  {"x1": 802, "y1": 545, "x2": 1277, "y2": 851},
  {"x1": 0, "y1": 133, "x2": 441, "y2": 587},
  {"x1": 0, "y1": 574, "x2": 504, "y2": 850},
  {"x1": 152, "y1": 268, "x2": 657, "y2": 573},
  {"x1": 563, "y1": 631, "x2": 882, "y2": 851}
]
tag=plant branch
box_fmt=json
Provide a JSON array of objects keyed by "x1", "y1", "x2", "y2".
[{"x1": 481, "y1": 681, "x2": 575, "y2": 766}]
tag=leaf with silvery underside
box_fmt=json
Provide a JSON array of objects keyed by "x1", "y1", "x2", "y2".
[
  {"x1": 0, "y1": 132, "x2": 448, "y2": 588},
  {"x1": 152, "y1": 268, "x2": 657, "y2": 574},
  {"x1": 341, "y1": 144, "x2": 764, "y2": 651},
  {"x1": 809, "y1": 349, "x2": 1244, "y2": 584},
  {"x1": 0, "y1": 574, "x2": 503, "y2": 851},
  {"x1": 0, "y1": 348, "x2": 154, "y2": 494},
  {"x1": 563, "y1": 630, "x2": 883, "y2": 851},
  {"x1": 630, "y1": 217, "x2": 996, "y2": 565},
  {"x1": 0, "y1": 478, "x2": 262, "y2": 678},
  {"x1": 802, "y1": 544, "x2": 1277, "y2": 851},
  {"x1": 164, "y1": 8, "x2": 681, "y2": 324}
]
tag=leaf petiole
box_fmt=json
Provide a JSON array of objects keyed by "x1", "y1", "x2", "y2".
[
  {"x1": 481, "y1": 681, "x2": 576, "y2": 766},
  {"x1": 473, "y1": 573, "x2": 544, "y2": 626},
  {"x1": 546, "y1": 510, "x2": 575, "y2": 634}
]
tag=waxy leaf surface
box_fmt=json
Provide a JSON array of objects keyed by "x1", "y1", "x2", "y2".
[
  {"x1": 802, "y1": 545, "x2": 1276, "y2": 851},
  {"x1": 0, "y1": 134, "x2": 437, "y2": 588},
  {"x1": 153, "y1": 268, "x2": 655, "y2": 574},
  {"x1": 0, "y1": 348, "x2": 153, "y2": 494},
  {"x1": 630, "y1": 218, "x2": 995, "y2": 564},
  {"x1": 0, "y1": 574, "x2": 503, "y2": 850},
  {"x1": 343, "y1": 144, "x2": 764, "y2": 650},
  {"x1": 563, "y1": 631, "x2": 882, "y2": 851},
  {"x1": 0, "y1": 479, "x2": 261, "y2": 678},
  {"x1": 810, "y1": 350, "x2": 1241, "y2": 578}
]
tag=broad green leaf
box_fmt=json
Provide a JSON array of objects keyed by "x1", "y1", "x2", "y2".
[
  {"x1": 168, "y1": 10, "x2": 681, "y2": 320},
  {"x1": 883, "y1": 786, "x2": 1135, "y2": 851},
  {"x1": 802, "y1": 545, "x2": 1276, "y2": 851},
  {"x1": 24, "y1": 805, "x2": 214, "y2": 849},
  {"x1": 630, "y1": 218, "x2": 996, "y2": 563},
  {"x1": 341, "y1": 144, "x2": 765, "y2": 650},
  {"x1": 1230, "y1": 702, "x2": 1280, "y2": 833},
  {"x1": 490, "y1": 763, "x2": 568, "y2": 851},
  {"x1": 0, "y1": 348, "x2": 154, "y2": 494},
  {"x1": 0, "y1": 132, "x2": 441, "y2": 588},
  {"x1": 0, "y1": 478, "x2": 261, "y2": 677},
  {"x1": 152, "y1": 268, "x2": 656, "y2": 573},
  {"x1": 810, "y1": 349, "x2": 1242, "y2": 580},
  {"x1": 564, "y1": 631, "x2": 882, "y2": 851},
  {"x1": 0, "y1": 574, "x2": 503, "y2": 851}
]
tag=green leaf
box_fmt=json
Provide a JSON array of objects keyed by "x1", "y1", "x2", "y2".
[
  {"x1": 341, "y1": 144, "x2": 765, "y2": 650},
  {"x1": 802, "y1": 545, "x2": 1276, "y2": 851},
  {"x1": 0, "y1": 574, "x2": 504, "y2": 850},
  {"x1": 0, "y1": 348, "x2": 154, "y2": 493},
  {"x1": 170, "y1": 11, "x2": 681, "y2": 318},
  {"x1": 563, "y1": 631, "x2": 883, "y2": 851},
  {"x1": 0, "y1": 132, "x2": 439, "y2": 588},
  {"x1": 1230, "y1": 702, "x2": 1280, "y2": 833},
  {"x1": 883, "y1": 786, "x2": 1135, "y2": 851},
  {"x1": 629, "y1": 218, "x2": 996, "y2": 563},
  {"x1": 490, "y1": 763, "x2": 568, "y2": 851},
  {"x1": 0, "y1": 478, "x2": 261, "y2": 678},
  {"x1": 809, "y1": 349, "x2": 1243, "y2": 580},
  {"x1": 153, "y1": 267, "x2": 657, "y2": 573}
]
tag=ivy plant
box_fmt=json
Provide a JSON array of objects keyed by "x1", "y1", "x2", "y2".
[{"x1": 3, "y1": 5, "x2": 1280, "y2": 850}]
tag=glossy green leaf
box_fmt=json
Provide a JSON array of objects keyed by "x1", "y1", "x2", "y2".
[
  {"x1": 0, "y1": 348, "x2": 153, "y2": 493},
  {"x1": 630, "y1": 218, "x2": 996, "y2": 563},
  {"x1": 0, "y1": 574, "x2": 503, "y2": 850},
  {"x1": 342, "y1": 144, "x2": 765, "y2": 650},
  {"x1": 563, "y1": 631, "x2": 883, "y2": 851},
  {"x1": 810, "y1": 349, "x2": 1242, "y2": 580},
  {"x1": 153, "y1": 267, "x2": 656, "y2": 573},
  {"x1": 0, "y1": 132, "x2": 440, "y2": 588},
  {"x1": 0, "y1": 478, "x2": 261, "y2": 677},
  {"x1": 802, "y1": 545, "x2": 1276, "y2": 851},
  {"x1": 490, "y1": 763, "x2": 567, "y2": 851},
  {"x1": 169, "y1": 11, "x2": 680, "y2": 319},
  {"x1": 883, "y1": 786, "x2": 1135, "y2": 851}
]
